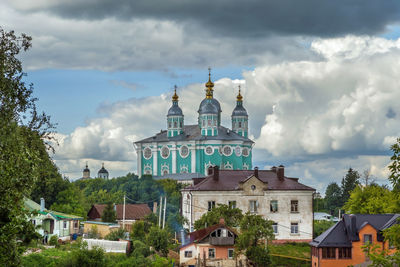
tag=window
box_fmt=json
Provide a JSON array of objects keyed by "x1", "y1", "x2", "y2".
[
  {"x1": 202, "y1": 120, "x2": 205, "y2": 127},
  {"x1": 272, "y1": 223, "x2": 278, "y2": 234},
  {"x1": 180, "y1": 145, "x2": 189, "y2": 158},
  {"x1": 242, "y1": 147, "x2": 249, "y2": 157},
  {"x1": 291, "y1": 223, "x2": 299, "y2": 234},
  {"x1": 238, "y1": 121, "x2": 242, "y2": 128},
  {"x1": 223, "y1": 146, "x2": 232, "y2": 156},
  {"x1": 208, "y1": 201, "x2": 215, "y2": 211},
  {"x1": 364, "y1": 234, "x2": 373, "y2": 244},
  {"x1": 63, "y1": 221, "x2": 67, "y2": 229},
  {"x1": 168, "y1": 121, "x2": 171, "y2": 128},
  {"x1": 161, "y1": 146, "x2": 170, "y2": 159},
  {"x1": 291, "y1": 200, "x2": 299, "y2": 213},
  {"x1": 173, "y1": 121, "x2": 177, "y2": 128},
  {"x1": 208, "y1": 119, "x2": 212, "y2": 126},
  {"x1": 270, "y1": 200, "x2": 278, "y2": 212},
  {"x1": 338, "y1": 247, "x2": 351, "y2": 259},
  {"x1": 235, "y1": 146, "x2": 241, "y2": 156},
  {"x1": 180, "y1": 121, "x2": 182, "y2": 128},
  {"x1": 74, "y1": 221, "x2": 79, "y2": 229},
  {"x1": 228, "y1": 201, "x2": 236, "y2": 209},
  {"x1": 249, "y1": 200, "x2": 258, "y2": 213},
  {"x1": 143, "y1": 147, "x2": 152, "y2": 160},
  {"x1": 205, "y1": 146, "x2": 213, "y2": 155},
  {"x1": 322, "y1": 247, "x2": 336, "y2": 259},
  {"x1": 208, "y1": 248, "x2": 216, "y2": 259},
  {"x1": 228, "y1": 249, "x2": 234, "y2": 259},
  {"x1": 251, "y1": 185, "x2": 256, "y2": 191},
  {"x1": 185, "y1": 251, "x2": 193, "y2": 258}
]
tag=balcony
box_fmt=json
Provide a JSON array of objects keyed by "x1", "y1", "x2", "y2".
[{"x1": 210, "y1": 236, "x2": 234, "y2": 246}]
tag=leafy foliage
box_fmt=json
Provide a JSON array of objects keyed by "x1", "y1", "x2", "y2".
[
  {"x1": 389, "y1": 138, "x2": 400, "y2": 191},
  {"x1": 194, "y1": 204, "x2": 244, "y2": 230},
  {"x1": 146, "y1": 226, "x2": 170, "y2": 256},
  {"x1": 104, "y1": 228, "x2": 126, "y2": 241},
  {"x1": 235, "y1": 213, "x2": 274, "y2": 266},
  {"x1": 101, "y1": 202, "x2": 117, "y2": 223},
  {"x1": 0, "y1": 27, "x2": 54, "y2": 266},
  {"x1": 341, "y1": 168, "x2": 360, "y2": 203},
  {"x1": 344, "y1": 184, "x2": 400, "y2": 214},
  {"x1": 324, "y1": 182, "x2": 342, "y2": 215}
]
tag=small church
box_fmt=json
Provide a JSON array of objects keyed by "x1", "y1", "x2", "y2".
[
  {"x1": 81, "y1": 163, "x2": 109, "y2": 179},
  {"x1": 134, "y1": 70, "x2": 254, "y2": 177}
]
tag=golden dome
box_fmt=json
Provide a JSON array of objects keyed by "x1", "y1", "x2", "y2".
[
  {"x1": 205, "y1": 67, "x2": 214, "y2": 99},
  {"x1": 236, "y1": 85, "x2": 243, "y2": 102},
  {"x1": 172, "y1": 85, "x2": 179, "y2": 101}
]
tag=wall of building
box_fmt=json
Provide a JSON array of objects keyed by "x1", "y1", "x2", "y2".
[
  {"x1": 83, "y1": 222, "x2": 119, "y2": 238},
  {"x1": 183, "y1": 189, "x2": 313, "y2": 241}
]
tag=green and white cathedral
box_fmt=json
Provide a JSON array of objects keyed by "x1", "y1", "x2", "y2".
[{"x1": 134, "y1": 72, "x2": 254, "y2": 177}]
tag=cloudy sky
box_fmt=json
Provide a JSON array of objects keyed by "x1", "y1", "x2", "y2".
[{"x1": 2, "y1": 0, "x2": 400, "y2": 193}]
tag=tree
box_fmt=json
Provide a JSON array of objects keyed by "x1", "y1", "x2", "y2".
[
  {"x1": 389, "y1": 138, "x2": 400, "y2": 191},
  {"x1": 235, "y1": 213, "x2": 274, "y2": 267},
  {"x1": 341, "y1": 168, "x2": 360, "y2": 203},
  {"x1": 50, "y1": 184, "x2": 87, "y2": 218},
  {"x1": 131, "y1": 221, "x2": 146, "y2": 242},
  {"x1": 314, "y1": 220, "x2": 335, "y2": 238},
  {"x1": 0, "y1": 28, "x2": 54, "y2": 266},
  {"x1": 324, "y1": 182, "x2": 342, "y2": 215},
  {"x1": 344, "y1": 185, "x2": 400, "y2": 214},
  {"x1": 194, "y1": 204, "x2": 243, "y2": 230},
  {"x1": 146, "y1": 226, "x2": 170, "y2": 256},
  {"x1": 101, "y1": 202, "x2": 116, "y2": 223}
]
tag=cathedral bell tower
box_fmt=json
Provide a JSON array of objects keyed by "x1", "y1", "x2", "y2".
[
  {"x1": 167, "y1": 85, "x2": 184, "y2": 137},
  {"x1": 231, "y1": 85, "x2": 248, "y2": 137}
]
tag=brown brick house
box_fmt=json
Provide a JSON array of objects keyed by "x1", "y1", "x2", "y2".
[
  {"x1": 87, "y1": 204, "x2": 151, "y2": 231},
  {"x1": 310, "y1": 214, "x2": 399, "y2": 267}
]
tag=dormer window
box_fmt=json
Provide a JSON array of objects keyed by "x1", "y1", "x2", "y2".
[{"x1": 251, "y1": 185, "x2": 256, "y2": 191}]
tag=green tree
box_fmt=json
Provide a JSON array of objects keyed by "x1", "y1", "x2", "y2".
[
  {"x1": 389, "y1": 138, "x2": 400, "y2": 191},
  {"x1": 101, "y1": 202, "x2": 116, "y2": 223},
  {"x1": 0, "y1": 28, "x2": 54, "y2": 265},
  {"x1": 313, "y1": 220, "x2": 335, "y2": 238},
  {"x1": 146, "y1": 226, "x2": 170, "y2": 256},
  {"x1": 344, "y1": 185, "x2": 400, "y2": 214},
  {"x1": 104, "y1": 228, "x2": 126, "y2": 241},
  {"x1": 235, "y1": 213, "x2": 274, "y2": 267},
  {"x1": 324, "y1": 182, "x2": 342, "y2": 215},
  {"x1": 131, "y1": 221, "x2": 146, "y2": 242},
  {"x1": 194, "y1": 204, "x2": 243, "y2": 230},
  {"x1": 50, "y1": 184, "x2": 87, "y2": 218},
  {"x1": 341, "y1": 168, "x2": 360, "y2": 203}
]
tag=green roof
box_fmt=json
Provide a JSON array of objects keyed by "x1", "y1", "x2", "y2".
[
  {"x1": 24, "y1": 197, "x2": 83, "y2": 220},
  {"x1": 84, "y1": 221, "x2": 119, "y2": 226}
]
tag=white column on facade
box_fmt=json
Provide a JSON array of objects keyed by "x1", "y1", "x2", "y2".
[
  {"x1": 136, "y1": 144, "x2": 142, "y2": 177},
  {"x1": 172, "y1": 143, "x2": 177, "y2": 174},
  {"x1": 190, "y1": 143, "x2": 196, "y2": 173},
  {"x1": 152, "y1": 143, "x2": 158, "y2": 176}
]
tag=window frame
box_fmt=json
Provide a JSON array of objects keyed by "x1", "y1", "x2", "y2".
[
  {"x1": 322, "y1": 247, "x2": 336, "y2": 259},
  {"x1": 290, "y1": 222, "x2": 299, "y2": 234},
  {"x1": 228, "y1": 248, "x2": 234, "y2": 259},
  {"x1": 228, "y1": 201, "x2": 236, "y2": 209},
  {"x1": 338, "y1": 247, "x2": 351, "y2": 259},
  {"x1": 272, "y1": 223, "x2": 278, "y2": 234},
  {"x1": 184, "y1": 251, "x2": 193, "y2": 258},
  {"x1": 270, "y1": 200, "x2": 278, "y2": 213},
  {"x1": 249, "y1": 200, "x2": 258, "y2": 213},
  {"x1": 364, "y1": 234, "x2": 373, "y2": 244},
  {"x1": 208, "y1": 248, "x2": 216, "y2": 259},
  {"x1": 291, "y1": 200, "x2": 299, "y2": 213},
  {"x1": 208, "y1": 201, "x2": 216, "y2": 211}
]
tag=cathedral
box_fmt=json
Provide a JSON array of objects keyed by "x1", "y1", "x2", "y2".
[{"x1": 134, "y1": 70, "x2": 254, "y2": 177}]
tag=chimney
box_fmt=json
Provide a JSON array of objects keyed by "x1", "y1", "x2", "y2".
[
  {"x1": 153, "y1": 202, "x2": 158, "y2": 213},
  {"x1": 213, "y1": 166, "x2": 219, "y2": 181},
  {"x1": 271, "y1": 166, "x2": 277, "y2": 173},
  {"x1": 40, "y1": 198, "x2": 45, "y2": 212},
  {"x1": 277, "y1": 165, "x2": 284, "y2": 181},
  {"x1": 254, "y1": 167, "x2": 259, "y2": 178},
  {"x1": 350, "y1": 214, "x2": 357, "y2": 235},
  {"x1": 219, "y1": 217, "x2": 225, "y2": 225}
]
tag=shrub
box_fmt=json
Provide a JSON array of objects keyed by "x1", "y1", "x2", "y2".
[
  {"x1": 48, "y1": 236, "x2": 59, "y2": 247},
  {"x1": 61, "y1": 245, "x2": 106, "y2": 267},
  {"x1": 87, "y1": 225, "x2": 100, "y2": 239},
  {"x1": 104, "y1": 228, "x2": 126, "y2": 241}
]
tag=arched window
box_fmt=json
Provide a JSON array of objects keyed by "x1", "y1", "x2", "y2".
[{"x1": 174, "y1": 121, "x2": 177, "y2": 128}]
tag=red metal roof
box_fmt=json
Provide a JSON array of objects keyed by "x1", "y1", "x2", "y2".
[
  {"x1": 87, "y1": 204, "x2": 151, "y2": 221},
  {"x1": 185, "y1": 170, "x2": 315, "y2": 191}
]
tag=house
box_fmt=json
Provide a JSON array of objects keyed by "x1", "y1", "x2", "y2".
[
  {"x1": 87, "y1": 203, "x2": 152, "y2": 231},
  {"x1": 310, "y1": 214, "x2": 399, "y2": 267},
  {"x1": 181, "y1": 166, "x2": 315, "y2": 242},
  {"x1": 25, "y1": 198, "x2": 83, "y2": 242},
  {"x1": 82, "y1": 221, "x2": 120, "y2": 238},
  {"x1": 180, "y1": 218, "x2": 243, "y2": 267}
]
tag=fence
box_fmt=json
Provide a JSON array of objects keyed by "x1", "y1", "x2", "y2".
[{"x1": 83, "y1": 238, "x2": 128, "y2": 253}]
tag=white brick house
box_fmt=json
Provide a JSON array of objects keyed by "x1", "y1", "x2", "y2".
[{"x1": 181, "y1": 166, "x2": 315, "y2": 242}]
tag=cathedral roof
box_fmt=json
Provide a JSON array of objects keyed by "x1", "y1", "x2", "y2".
[
  {"x1": 232, "y1": 105, "x2": 248, "y2": 117},
  {"x1": 198, "y1": 99, "x2": 219, "y2": 114},
  {"x1": 167, "y1": 105, "x2": 183, "y2": 116},
  {"x1": 135, "y1": 124, "x2": 253, "y2": 144},
  {"x1": 198, "y1": 98, "x2": 221, "y2": 114}
]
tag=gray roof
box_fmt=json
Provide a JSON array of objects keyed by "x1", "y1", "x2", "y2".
[
  {"x1": 135, "y1": 124, "x2": 253, "y2": 144},
  {"x1": 310, "y1": 214, "x2": 400, "y2": 247},
  {"x1": 198, "y1": 99, "x2": 218, "y2": 114},
  {"x1": 232, "y1": 105, "x2": 248, "y2": 117},
  {"x1": 168, "y1": 105, "x2": 183, "y2": 116},
  {"x1": 98, "y1": 167, "x2": 108, "y2": 174},
  {"x1": 198, "y1": 98, "x2": 221, "y2": 114}
]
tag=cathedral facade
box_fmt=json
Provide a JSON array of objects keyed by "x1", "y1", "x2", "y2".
[{"x1": 134, "y1": 71, "x2": 254, "y2": 177}]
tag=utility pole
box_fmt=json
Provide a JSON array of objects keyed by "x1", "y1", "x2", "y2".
[
  {"x1": 162, "y1": 196, "x2": 167, "y2": 229},
  {"x1": 123, "y1": 194, "x2": 126, "y2": 230},
  {"x1": 158, "y1": 196, "x2": 162, "y2": 227}
]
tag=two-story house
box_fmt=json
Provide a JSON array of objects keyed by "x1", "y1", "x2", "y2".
[
  {"x1": 181, "y1": 166, "x2": 315, "y2": 242},
  {"x1": 310, "y1": 214, "x2": 399, "y2": 267}
]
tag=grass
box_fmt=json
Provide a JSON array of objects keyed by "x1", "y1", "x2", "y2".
[{"x1": 269, "y1": 242, "x2": 311, "y2": 267}]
